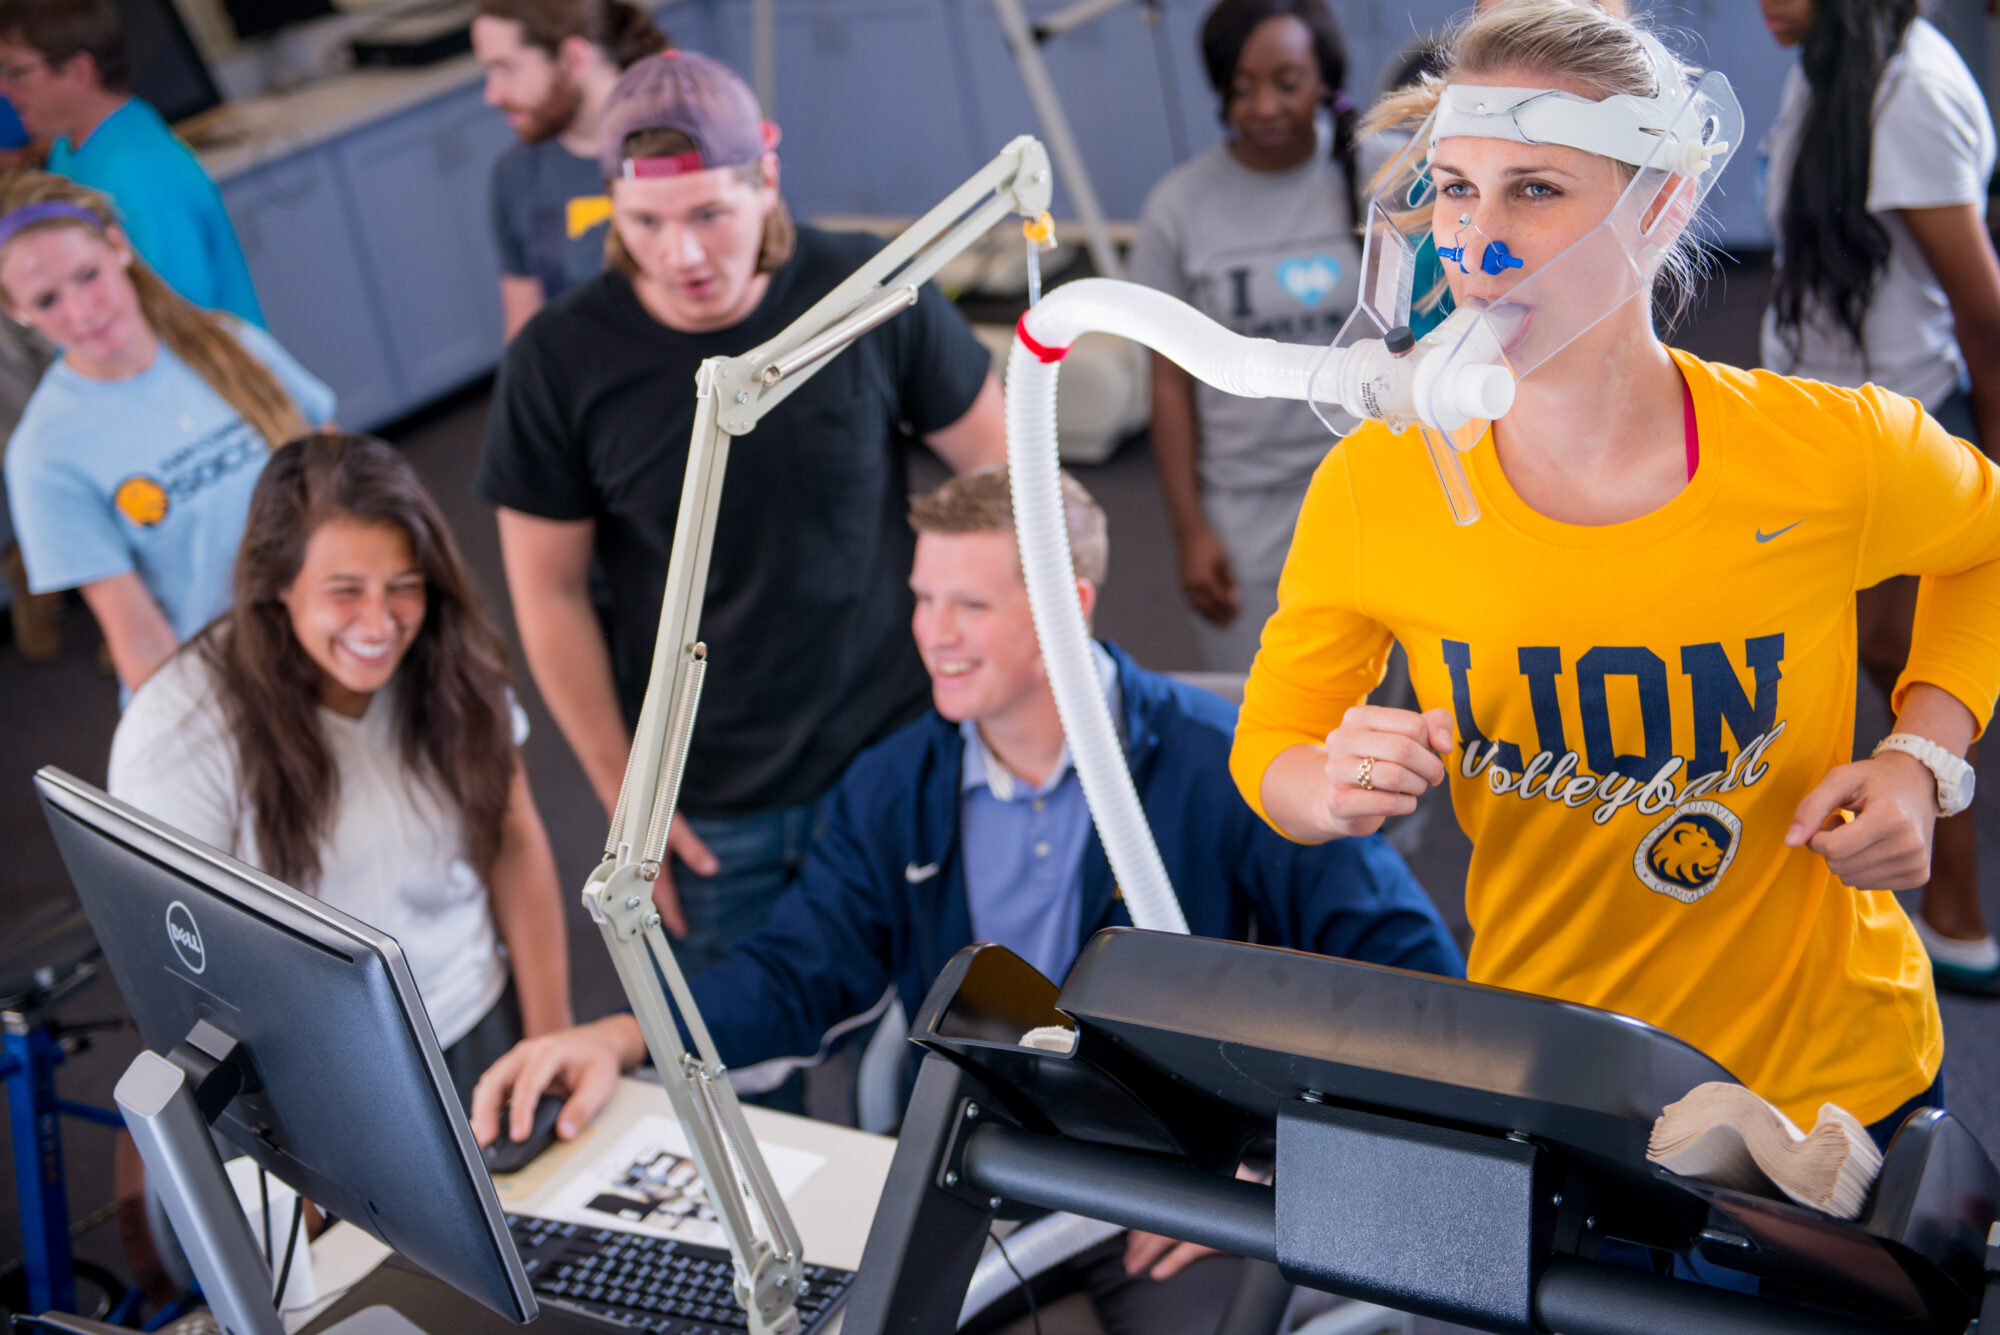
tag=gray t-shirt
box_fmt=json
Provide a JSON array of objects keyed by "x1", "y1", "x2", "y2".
[
  {"x1": 1758, "y1": 18, "x2": 1995, "y2": 408},
  {"x1": 1128, "y1": 141, "x2": 1363, "y2": 492},
  {"x1": 488, "y1": 137, "x2": 611, "y2": 300}
]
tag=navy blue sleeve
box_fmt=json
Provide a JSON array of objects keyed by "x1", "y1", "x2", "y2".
[
  {"x1": 1240, "y1": 811, "x2": 1465, "y2": 979},
  {"x1": 687, "y1": 758, "x2": 909, "y2": 1068}
]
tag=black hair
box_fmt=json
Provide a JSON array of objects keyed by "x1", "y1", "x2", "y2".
[
  {"x1": 1770, "y1": 0, "x2": 1920, "y2": 362},
  {"x1": 1198, "y1": 0, "x2": 1361, "y2": 231}
]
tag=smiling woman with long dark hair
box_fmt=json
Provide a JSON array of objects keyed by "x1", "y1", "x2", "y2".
[{"x1": 108, "y1": 433, "x2": 573, "y2": 1098}]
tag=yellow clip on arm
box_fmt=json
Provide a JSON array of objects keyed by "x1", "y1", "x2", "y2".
[{"x1": 1023, "y1": 211, "x2": 1057, "y2": 250}]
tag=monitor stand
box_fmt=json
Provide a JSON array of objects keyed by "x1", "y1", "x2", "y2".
[
  {"x1": 115, "y1": 1023, "x2": 285, "y2": 1335},
  {"x1": 105, "y1": 1023, "x2": 454, "y2": 1335}
]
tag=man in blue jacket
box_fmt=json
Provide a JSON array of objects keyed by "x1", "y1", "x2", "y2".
[{"x1": 472, "y1": 467, "x2": 1460, "y2": 1330}]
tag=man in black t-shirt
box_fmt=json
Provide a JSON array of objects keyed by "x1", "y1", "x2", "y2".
[{"x1": 476, "y1": 50, "x2": 1004, "y2": 979}]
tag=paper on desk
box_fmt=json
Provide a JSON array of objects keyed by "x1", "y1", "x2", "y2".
[{"x1": 531, "y1": 1114, "x2": 825, "y2": 1247}]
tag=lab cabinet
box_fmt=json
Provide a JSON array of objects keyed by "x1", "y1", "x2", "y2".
[
  {"x1": 334, "y1": 87, "x2": 514, "y2": 408},
  {"x1": 218, "y1": 83, "x2": 512, "y2": 431},
  {"x1": 223, "y1": 147, "x2": 404, "y2": 430}
]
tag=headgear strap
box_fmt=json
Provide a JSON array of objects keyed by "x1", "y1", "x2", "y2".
[
  {"x1": 0, "y1": 202, "x2": 107, "y2": 253},
  {"x1": 1430, "y1": 32, "x2": 1728, "y2": 178}
]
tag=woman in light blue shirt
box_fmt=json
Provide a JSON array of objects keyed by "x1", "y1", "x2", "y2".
[{"x1": 0, "y1": 172, "x2": 333, "y2": 694}]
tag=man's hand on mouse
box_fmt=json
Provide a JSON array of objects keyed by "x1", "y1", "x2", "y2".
[{"x1": 470, "y1": 1014, "x2": 647, "y2": 1145}]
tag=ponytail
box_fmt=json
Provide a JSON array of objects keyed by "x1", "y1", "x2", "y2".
[
  {"x1": 135, "y1": 267, "x2": 308, "y2": 446},
  {"x1": 1771, "y1": 0, "x2": 1918, "y2": 360}
]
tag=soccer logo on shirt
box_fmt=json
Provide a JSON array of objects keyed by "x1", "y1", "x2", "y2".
[
  {"x1": 114, "y1": 474, "x2": 170, "y2": 527},
  {"x1": 114, "y1": 421, "x2": 266, "y2": 531}
]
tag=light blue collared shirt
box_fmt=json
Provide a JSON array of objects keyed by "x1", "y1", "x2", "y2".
[{"x1": 959, "y1": 644, "x2": 1120, "y2": 984}]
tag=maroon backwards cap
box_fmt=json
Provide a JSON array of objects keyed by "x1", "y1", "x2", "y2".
[{"x1": 598, "y1": 50, "x2": 782, "y2": 182}]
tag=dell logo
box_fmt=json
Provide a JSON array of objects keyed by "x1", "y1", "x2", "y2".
[{"x1": 166, "y1": 901, "x2": 206, "y2": 974}]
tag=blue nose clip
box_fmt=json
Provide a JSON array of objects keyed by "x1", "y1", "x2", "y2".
[
  {"x1": 1481, "y1": 239, "x2": 1524, "y2": 276},
  {"x1": 1438, "y1": 213, "x2": 1473, "y2": 272}
]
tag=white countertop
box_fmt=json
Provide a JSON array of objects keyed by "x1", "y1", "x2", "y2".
[
  {"x1": 195, "y1": 53, "x2": 485, "y2": 183},
  {"x1": 191, "y1": 0, "x2": 690, "y2": 183}
]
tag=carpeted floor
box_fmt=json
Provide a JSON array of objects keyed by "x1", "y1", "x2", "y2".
[{"x1": 1, "y1": 249, "x2": 1994, "y2": 1327}]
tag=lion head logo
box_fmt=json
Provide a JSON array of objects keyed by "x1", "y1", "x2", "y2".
[
  {"x1": 1633, "y1": 803, "x2": 1742, "y2": 904},
  {"x1": 114, "y1": 475, "x2": 169, "y2": 528},
  {"x1": 1647, "y1": 819, "x2": 1727, "y2": 888}
]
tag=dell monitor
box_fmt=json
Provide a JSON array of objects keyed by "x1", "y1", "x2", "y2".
[{"x1": 33, "y1": 767, "x2": 535, "y2": 1331}]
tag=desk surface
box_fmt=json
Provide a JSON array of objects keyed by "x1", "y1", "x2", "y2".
[
  {"x1": 494, "y1": 1077, "x2": 897, "y2": 1272},
  {"x1": 293, "y1": 1076, "x2": 895, "y2": 1333}
]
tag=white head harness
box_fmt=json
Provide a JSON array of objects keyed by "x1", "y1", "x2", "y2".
[
  {"x1": 1428, "y1": 31, "x2": 1728, "y2": 179},
  {"x1": 1305, "y1": 24, "x2": 1743, "y2": 525}
]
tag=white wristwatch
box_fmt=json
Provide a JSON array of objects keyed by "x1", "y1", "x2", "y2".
[{"x1": 1872, "y1": 733, "x2": 1977, "y2": 817}]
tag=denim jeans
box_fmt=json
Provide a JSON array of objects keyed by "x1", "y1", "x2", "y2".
[
  {"x1": 666, "y1": 796, "x2": 829, "y2": 982},
  {"x1": 1863, "y1": 1072, "x2": 1945, "y2": 1153}
]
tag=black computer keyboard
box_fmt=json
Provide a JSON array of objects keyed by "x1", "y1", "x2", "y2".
[{"x1": 507, "y1": 1213, "x2": 855, "y2": 1335}]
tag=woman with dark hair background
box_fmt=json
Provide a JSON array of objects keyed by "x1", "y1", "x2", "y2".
[
  {"x1": 1128, "y1": 0, "x2": 1368, "y2": 671},
  {"x1": 1759, "y1": 0, "x2": 2000, "y2": 994},
  {"x1": 107, "y1": 434, "x2": 573, "y2": 1099}
]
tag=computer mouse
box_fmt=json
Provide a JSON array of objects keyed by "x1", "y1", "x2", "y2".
[{"x1": 482, "y1": 1092, "x2": 565, "y2": 1175}]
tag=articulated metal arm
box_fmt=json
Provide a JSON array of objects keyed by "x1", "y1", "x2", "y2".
[{"x1": 580, "y1": 134, "x2": 1055, "y2": 1335}]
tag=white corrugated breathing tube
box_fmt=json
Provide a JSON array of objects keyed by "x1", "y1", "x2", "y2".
[
  {"x1": 968, "y1": 278, "x2": 1512, "y2": 1327},
  {"x1": 966, "y1": 279, "x2": 1331, "y2": 1326}
]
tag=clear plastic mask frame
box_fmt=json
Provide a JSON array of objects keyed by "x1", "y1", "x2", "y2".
[{"x1": 1309, "y1": 66, "x2": 1744, "y2": 524}]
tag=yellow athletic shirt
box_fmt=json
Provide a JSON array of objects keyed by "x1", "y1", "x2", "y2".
[{"x1": 1233, "y1": 351, "x2": 2000, "y2": 1127}]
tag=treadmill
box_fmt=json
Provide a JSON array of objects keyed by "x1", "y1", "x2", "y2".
[{"x1": 842, "y1": 929, "x2": 2000, "y2": 1335}]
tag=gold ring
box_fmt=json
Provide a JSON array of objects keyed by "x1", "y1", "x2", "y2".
[{"x1": 1356, "y1": 756, "x2": 1376, "y2": 791}]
